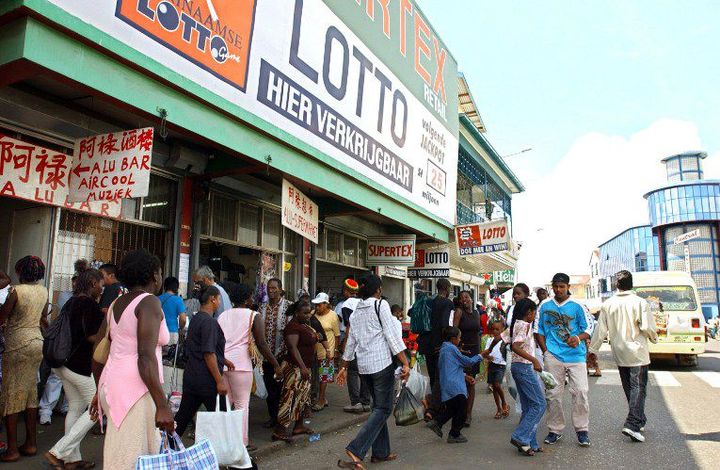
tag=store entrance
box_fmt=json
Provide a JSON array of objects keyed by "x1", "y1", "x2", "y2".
[
  {"x1": 199, "y1": 240, "x2": 261, "y2": 287},
  {"x1": 0, "y1": 198, "x2": 53, "y2": 284},
  {"x1": 316, "y1": 261, "x2": 369, "y2": 306}
]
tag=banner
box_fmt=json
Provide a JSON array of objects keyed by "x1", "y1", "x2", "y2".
[
  {"x1": 367, "y1": 235, "x2": 416, "y2": 266},
  {"x1": 48, "y1": 0, "x2": 459, "y2": 224},
  {"x1": 0, "y1": 134, "x2": 121, "y2": 218},
  {"x1": 408, "y1": 245, "x2": 449, "y2": 279},
  {"x1": 455, "y1": 220, "x2": 509, "y2": 256},
  {"x1": 69, "y1": 128, "x2": 153, "y2": 202},
  {"x1": 281, "y1": 179, "x2": 319, "y2": 243},
  {"x1": 494, "y1": 269, "x2": 515, "y2": 284}
]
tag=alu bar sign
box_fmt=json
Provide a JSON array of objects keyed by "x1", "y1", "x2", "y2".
[
  {"x1": 281, "y1": 179, "x2": 319, "y2": 244},
  {"x1": 674, "y1": 229, "x2": 701, "y2": 245},
  {"x1": 455, "y1": 220, "x2": 509, "y2": 256},
  {"x1": 367, "y1": 235, "x2": 416, "y2": 266},
  {"x1": 408, "y1": 245, "x2": 450, "y2": 279}
]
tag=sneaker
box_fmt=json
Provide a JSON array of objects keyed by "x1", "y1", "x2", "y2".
[
  {"x1": 447, "y1": 434, "x2": 468, "y2": 444},
  {"x1": 362, "y1": 405, "x2": 371, "y2": 412},
  {"x1": 577, "y1": 431, "x2": 591, "y2": 447},
  {"x1": 544, "y1": 432, "x2": 562, "y2": 444},
  {"x1": 343, "y1": 403, "x2": 364, "y2": 414},
  {"x1": 640, "y1": 426, "x2": 645, "y2": 432},
  {"x1": 622, "y1": 428, "x2": 645, "y2": 443},
  {"x1": 426, "y1": 421, "x2": 443, "y2": 438}
]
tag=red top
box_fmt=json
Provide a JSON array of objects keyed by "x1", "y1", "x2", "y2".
[
  {"x1": 284, "y1": 320, "x2": 318, "y2": 368},
  {"x1": 401, "y1": 322, "x2": 418, "y2": 352}
]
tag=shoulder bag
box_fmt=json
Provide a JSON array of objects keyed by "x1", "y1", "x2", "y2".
[
  {"x1": 93, "y1": 299, "x2": 116, "y2": 365},
  {"x1": 247, "y1": 311, "x2": 263, "y2": 367}
]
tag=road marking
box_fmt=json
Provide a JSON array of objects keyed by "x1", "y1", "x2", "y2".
[
  {"x1": 650, "y1": 371, "x2": 681, "y2": 387},
  {"x1": 693, "y1": 371, "x2": 720, "y2": 388}
]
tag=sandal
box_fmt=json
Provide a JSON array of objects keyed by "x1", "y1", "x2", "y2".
[
  {"x1": 423, "y1": 411, "x2": 434, "y2": 422},
  {"x1": 337, "y1": 450, "x2": 367, "y2": 470},
  {"x1": 292, "y1": 427, "x2": 314, "y2": 436},
  {"x1": 370, "y1": 453, "x2": 397, "y2": 463},
  {"x1": 271, "y1": 433, "x2": 293, "y2": 443},
  {"x1": 494, "y1": 411, "x2": 503, "y2": 420},
  {"x1": 589, "y1": 372, "x2": 602, "y2": 377},
  {"x1": 311, "y1": 403, "x2": 325, "y2": 412},
  {"x1": 502, "y1": 403, "x2": 510, "y2": 417},
  {"x1": 44, "y1": 452, "x2": 64, "y2": 469},
  {"x1": 65, "y1": 461, "x2": 97, "y2": 469},
  {"x1": 510, "y1": 438, "x2": 535, "y2": 456}
]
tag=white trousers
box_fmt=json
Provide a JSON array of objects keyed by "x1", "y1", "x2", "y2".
[
  {"x1": 39, "y1": 371, "x2": 67, "y2": 419},
  {"x1": 49, "y1": 367, "x2": 97, "y2": 463}
]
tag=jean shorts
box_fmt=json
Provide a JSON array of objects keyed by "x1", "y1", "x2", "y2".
[{"x1": 487, "y1": 362, "x2": 506, "y2": 384}]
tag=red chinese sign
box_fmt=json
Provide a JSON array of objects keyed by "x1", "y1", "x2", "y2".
[
  {"x1": 69, "y1": 127, "x2": 153, "y2": 202},
  {"x1": 281, "y1": 179, "x2": 318, "y2": 244},
  {"x1": 0, "y1": 134, "x2": 121, "y2": 218}
]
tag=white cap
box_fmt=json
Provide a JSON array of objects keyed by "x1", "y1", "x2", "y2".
[{"x1": 311, "y1": 292, "x2": 330, "y2": 304}]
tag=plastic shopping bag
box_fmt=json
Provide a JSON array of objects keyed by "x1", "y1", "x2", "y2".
[
  {"x1": 195, "y1": 395, "x2": 251, "y2": 468},
  {"x1": 403, "y1": 363, "x2": 428, "y2": 401},
  {"x1": 251, "y1": 366, "x2": 268, "y2": 400},
  {"x1": 393, "y1": 384, "x2": 423, "y2": 426},
  {"x1": 504, "y1": 365, "x2": 522, "y2": 414},
  {"x1": 135, "y1": 431, "x2": 217, "y2": 470},
  {"x1": 540, "y1": 371, "x2": 558, "y2": 390}
]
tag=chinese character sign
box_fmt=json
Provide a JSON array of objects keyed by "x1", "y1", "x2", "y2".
[
  {"x1": 0, "y1": 134, "x2": 121, "y2": 217},
  {"x1": 69, "y1": 127, "x2": 153, "y2": 202},
  {"x1": 455, "y1": 220, "x2": 509, "y2": 256},
  {"x1": 281, "y1": 179, "x2": 318, "y2": 244}
]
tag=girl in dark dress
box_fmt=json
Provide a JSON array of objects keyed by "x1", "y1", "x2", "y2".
[{"x1": 452, "y1": 290, "x2": 482, "y2": 427}]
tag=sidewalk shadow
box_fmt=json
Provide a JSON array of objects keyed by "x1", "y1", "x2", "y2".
[{"x1": 684, "y1": 431, "x2": 720, "y2": 442}]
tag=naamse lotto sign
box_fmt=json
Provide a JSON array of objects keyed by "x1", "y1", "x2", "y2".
[{"x1": 455, "y1": 220, "x2": 509, "y2": 256}]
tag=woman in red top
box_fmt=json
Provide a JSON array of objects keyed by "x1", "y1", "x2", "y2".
[{"x1": 273, "y1": 300, "x2": 317, "y2": 442}]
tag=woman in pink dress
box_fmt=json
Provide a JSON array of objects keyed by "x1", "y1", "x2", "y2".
[{"x1": 89, "y1": 249, "x2": 173, "y2": 470}]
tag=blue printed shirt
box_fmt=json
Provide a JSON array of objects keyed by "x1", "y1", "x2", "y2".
[
  {"x1": 439, "y1": 341, "x2": 481, "y2": 402},
  {"x1": 538, "y1": 298, "x2": 588, "y2": 363}
]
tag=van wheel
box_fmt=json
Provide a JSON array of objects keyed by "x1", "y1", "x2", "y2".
[{"x1": 677, "y1": 354, "x2": 698, "y2": 367}]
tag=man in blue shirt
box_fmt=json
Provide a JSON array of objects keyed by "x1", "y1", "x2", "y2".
[
  {"x1": 158, "y1": 276, "x2": 187, "y2": 346},
  {"x1": 538, "y1": 273, "x2": 592, "y2": 447}
]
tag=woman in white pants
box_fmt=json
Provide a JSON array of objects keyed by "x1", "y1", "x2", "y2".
[{"x1": 44, "y1": 269, "x2": 105, "y2": 470}]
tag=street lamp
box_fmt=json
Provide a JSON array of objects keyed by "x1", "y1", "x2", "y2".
[{"x1": 502, "y1": 147, "x2": 533, "y2": 159}]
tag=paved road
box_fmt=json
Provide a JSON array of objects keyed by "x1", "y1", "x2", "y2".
[{"x1": 258, "y1": 340, "x2": 720, "y2": 470}]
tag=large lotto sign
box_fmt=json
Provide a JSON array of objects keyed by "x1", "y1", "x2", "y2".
[
  {"x1": 48, "y1": 0, "x2": 459, "y2": 225},
  {"x1": 455, "y1": 220, "x2": 509, "y2": 256}
]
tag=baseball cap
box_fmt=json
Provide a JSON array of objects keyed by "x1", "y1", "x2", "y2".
[
  {"x1": 551, "y1": 273, "x2": 570, "y2": 284},
  {"x1": 311, "y1": 292, "x2": 330, "y2": 304}
]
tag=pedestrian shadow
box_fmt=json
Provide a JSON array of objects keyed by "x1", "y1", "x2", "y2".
[{"x1": 684, "y1": 431, "x2": 720, "y2": 442}]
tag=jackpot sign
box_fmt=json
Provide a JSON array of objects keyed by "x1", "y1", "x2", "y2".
[
  {"x1": 47, "y1": 0, "x2": 460, "y2": 225},
  {"x1": 455, "y1": 220, "x2": 509, "y2": 256},
  {"x1": 408, "y1": 245, "x2": 450, "y2": 279}
]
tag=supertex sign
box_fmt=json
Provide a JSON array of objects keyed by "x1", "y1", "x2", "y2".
[{"x1": 48, "y1": 0, "x2": 459, "y2": 225}]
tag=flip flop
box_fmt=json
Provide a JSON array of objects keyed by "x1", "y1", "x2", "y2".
[
  {"x1": 370, "y1": 453, "x2": 398, "y2": 463},
  {"x1": 510, "y1": 438, "x2": 535, "y2": 456},
  {"x1": 271, "y1": 433, "x2": 293, "y2": 443},
  {"x1": 589, "y1": 372, "x2": 603, "y2": 377},
  {"x1": 292, "y1": 427, "x2": 315, "y2": 436},
  {"x1": 494, "y1": 411, "x2": 503, "y2": 419},
  {"x1": 66, "y1": 461, "x2": 97, "y2": 469},
  {"x1": 337, "y1": 460, "x2": 366, "y2": 470}
]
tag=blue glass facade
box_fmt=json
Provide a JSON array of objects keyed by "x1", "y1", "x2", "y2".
[
  {"x1": 598, "y1": 226, "x2": 660, "y2": 296},
  {"x1": 647, "y1": 183, "x2": 720, "y2": 226}
]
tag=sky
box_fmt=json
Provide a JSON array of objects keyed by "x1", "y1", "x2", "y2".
[{"x1": 419, "y1": 0, "x2": 720, "y2": 287}]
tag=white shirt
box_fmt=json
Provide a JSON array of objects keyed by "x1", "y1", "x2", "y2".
[
  {"x1": 589, "y1": 290, "x2": 658, "y2": 367},
  {"x1": 334, "y1": 300, "x2": 346, "y2": 334},
  {"x1": 488, "y1": 339, "x2": 506, "y2": 365},
  {"x1": 343, "y1": 298, "x2": 406, "y2": 374}
]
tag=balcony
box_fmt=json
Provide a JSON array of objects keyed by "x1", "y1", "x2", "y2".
[{"x1": 456, "y1": 201, "x2": 484, "y2": 225}]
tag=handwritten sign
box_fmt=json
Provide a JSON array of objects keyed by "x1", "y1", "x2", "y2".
[
  {"x1": 455, "y1": 220, "x2": 509, "y2": 256},
  {"x1": 367, "y1": 235, "x2": 417, "y2": 266},
  {"x1": 69, "y1": 128, "x2": 153, "y2": 202},
  {"x1": 0, "y1": 134, "x2": 121, "y2": 218},
  {"x1": 281, "y1": 179, "x2": 318, "y2": 244}
]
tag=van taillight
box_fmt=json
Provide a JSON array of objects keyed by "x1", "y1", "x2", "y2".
[{"x1": 691, "y1": 319, "x2": 700, "y2": 328}]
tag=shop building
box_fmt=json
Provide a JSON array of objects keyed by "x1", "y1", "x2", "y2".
[
  {"x1": 0, "y1": 1, "x2": 463, "y2": 309},
  {"x1": 592, "y1": 152, "x2": 720, "y2": 319}
]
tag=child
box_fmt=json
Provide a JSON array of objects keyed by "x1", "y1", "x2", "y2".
[
  {"x1": 484, "y1": 298, "x2": 545, "y2": 456},
  {"x1": 486, "y1": 318, "x2": 509, "y2": 419},
  {"x1": 426, "y1": 327, "x2": 482, "y2": 444}
]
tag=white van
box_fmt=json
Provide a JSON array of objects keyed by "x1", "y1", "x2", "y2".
[{"x1": 631, "y1": 271, "x2": 706, "y2": 366}]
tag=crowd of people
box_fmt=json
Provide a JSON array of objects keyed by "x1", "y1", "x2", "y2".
[{"x1": 0, "y1": 248, "x2": 660, "y2": 469}]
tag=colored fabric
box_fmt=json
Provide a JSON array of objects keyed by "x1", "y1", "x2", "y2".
[
  {"x1": 487, "y1": 362, "x2": 506, "y2": 384},
  {"x1": 488, "y1": 336, "x2": 507, "y2": 366},
  {"x1": 429, "y1": 297, "x2": 454, "y2": 353},
  {"x1": 225, "y1": 370, "x2": 253, "y2": 445},
  {"x1": 501, "y1": 320, "x2": 536, "y2": 365},
  {"x1": 346, "y1": 364, "x2": 395, "y2": 460},
  {"x1": 544, "y1": 352, "x2": 589, "y2": 433},
  {"x1": 434, "y1": 394, "x2": 467, "y2": 438},
  {"x1": 49, "y1": 366, "x2": 96, "y2": 462},
  {"x1": 260, "y1": 298, "x2": 291, "y2": 357},
  {"x1": 319, "y1": 358, "x2": 335, "y2": 383},
  {"x1": 157, "y1": 293, "x2": 185, "y2": 334},
  {"x1": 218, "y1": 308, "x2": 255, "y2": 372},
  {"x1": 277, "y1": 361, "x2": 312, "y2": 428},
  {"x1": 99, "y1": 282, "x2": 124, "y2": 310},
  {"x1": 0, "y1": 337, "x2": 42, "y2": 415},
  {"x1": 347, "y1": 358, "x2": 371, "y2": 406},
  {"x1": 3, "y1": 283, "x2": 46, "y2": 352},
  {"x1": 438, "y1": 341, "x2": 481, "y2": 402},
  {"x1": 183, "y1": 312, "x2": 225, "y2": 396},
  {"x1": 342, "y1": 298, "x2": 406, "y2": 375},
  {"x1": 134, "y1": 432, "x2": 217, "y2": 470},
  {"x1": 284, "y1": 320, "x2": 318, "y2": 368},
  {"x1": 65, "y1": 296, "x2": 104, "y2": 376},
  {"x1": 589, "y1": 290, "x2": 658, "y2": 367},
  {"x1": 619, "y1": 365, "x2": 649, "y2": 432},
  {"x1": 511, "y1": 362, "x2": 546, "y2": 448},
  {"x1": 457, "y1": 309, "x2": 481, "y2": 347},
  {"x1": 262, "y1": 361, "x2": 282, "y2": 423},
  {"x1": 538, "y1": 298, "x2": 589, "y2": 363},
  {"x1": 98, "y1": 293, "x2": 169, "y2": 429},
  {"x1": 212, "y1": 282, "x2": 232, "y2": 319},
  {"x1": 314, "y1": 311, "x2": 340, "y2": 359}
]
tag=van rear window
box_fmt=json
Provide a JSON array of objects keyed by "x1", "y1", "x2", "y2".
[{"x1": 634, "y1": 286, "x2": 697, "y2": 311}]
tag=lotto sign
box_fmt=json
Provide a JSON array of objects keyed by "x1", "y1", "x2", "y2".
[
  {"x1": 408, "y1": 245, "x2": 450, "y2": 279},
  {"x1": 48, "y1": 0, "x2": 459, "y2": 224},
  {"x1": 455, "y1": 220, "x2": 509, "y2": 256},
  {"x1": 367, "y1": 235, "x2": 416, "y2": 266},
  {"x1": 281, "y1": 179, "x2": 319, "y2": 244},
  {"x1": 0, "y1": 134, "x2": 121, "y2": 217},
  {"x1": 70, "y1": 128, "x2": 153, "y2": 202}
]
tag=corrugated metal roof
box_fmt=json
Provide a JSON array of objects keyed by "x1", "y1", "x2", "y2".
[{"x1": 458, "y1": 73, "x2": 486, "y2": 133}]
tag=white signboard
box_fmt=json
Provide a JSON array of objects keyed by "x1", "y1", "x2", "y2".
[
  {"x1": 455, "y1": 220, "x2": 509, "y2": 256},
  {"x1": 381, "y1": 265, "x2": 408, "y2": 279},
  {"x1": 281, "y1": 179, "x2": 319, "y2": 244},
  {"x1": 367, "y1": 235, "x2": 416, "y2": 266},
  {"x1": 69, "y1": 128, "x2": 153, "y2": 202},
  {"x1": 48, "y1": 0, "x2": 459, "y2": 224},
  {"x1": 674, "y1": 229, "x2": 701, "y2": 245},
  {"x1": 684, "y1": 245, "x2": 691, "y2": 272},
  {"x1": 408, "y1": 245, "x2": 450, "y2": 279}
]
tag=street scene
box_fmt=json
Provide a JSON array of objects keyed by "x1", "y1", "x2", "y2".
[{"x1": 0, "y1": 1, "x2": 719, "y2": 469}]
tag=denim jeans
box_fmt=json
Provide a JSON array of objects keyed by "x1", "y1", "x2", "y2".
[
  {"x1": 511, "y1": 362, "x2": 546, "y2": 448},
  {"x1": 619, "y1": 365, "x2": 648, "y2": 432},
  {"x1": 346, "y1": 364, "x2": 395, "y2": 460}
]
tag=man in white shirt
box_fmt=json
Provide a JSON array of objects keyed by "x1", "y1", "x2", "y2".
[{"x1": 588, "y1": 270, "x2": 658, "y2": 443}]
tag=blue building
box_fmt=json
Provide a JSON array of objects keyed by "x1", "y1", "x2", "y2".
[{"x1": 595, "y1": 152, "x2": 720, "y2": 319}]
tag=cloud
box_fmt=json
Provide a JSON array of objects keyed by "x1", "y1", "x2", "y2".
[{"x1": 512, "y1": 119, "x2": 711, "y2": 287}]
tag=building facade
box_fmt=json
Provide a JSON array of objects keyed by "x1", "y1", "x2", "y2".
[{"x1": 594, "y1": 152, "x2": 720, "y2": 319}]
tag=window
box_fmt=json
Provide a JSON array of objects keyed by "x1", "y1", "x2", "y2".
[
  {"x1": 119, "y1": 173, "x2": 177, "y2": 226},
  {"x1": 320, "y1": 229, "x2": 367, "y2": 268},
  {"x1": 238, "y1": 203, "x2": 259, "y2": 246},
  {"x1": 262, "y1": 210, "x2": 282, "y2": 251},
  {"x1": 211, "y1": 194, "x2": 237, "y2": 241},
  {"x1": 344, "y1": 236, "x2": 358, "y2": 265},
  {"x1": 326, "y1": 230, "x2": 341, "y2": 263},
  {"x1": 635, "y1": 286, "x2": 697, "y2": 311}
]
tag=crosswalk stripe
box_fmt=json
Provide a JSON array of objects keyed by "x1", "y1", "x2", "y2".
[
  {"x1": 650, "y1": 371, "x2": 681, "y2": 387},
  {"x1": 693, "y1": 371, "x2": 720, "y2": 388}
]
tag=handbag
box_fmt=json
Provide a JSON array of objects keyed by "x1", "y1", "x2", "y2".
[
  {"x1": 251, "y1": 366, "x2": 268, "y2": 400},
  {"x1": 135, "y1": 431, "x2": 217, "y2": 470},
  {"x1": 93, "y1": 300, "x2": 116, "y2": 365},
  {"x1": 247, "y1": 311, "x2": 263, "y2": 368},
  {"x1": 195, "y1": 395, "x2": 251, "y2": 468},
  {"x1": 393, "y1": 383, "x2": 423, "y2": 426}
]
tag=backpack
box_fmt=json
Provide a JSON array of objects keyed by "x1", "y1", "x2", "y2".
[
  {"x1": 43, "y1": 297, "x2": 84, "y2": 368},
  {"x1": 409, "y1": 294, "x2": 433, "y2": 335}
]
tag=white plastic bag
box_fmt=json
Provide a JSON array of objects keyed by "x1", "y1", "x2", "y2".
[
  {"x1": 540, "y1": 371, "x2": 558, "y2": 390},
  {"x1": 252, "y1": 366, "x2": 268, "y2": 400},
  {"x1": 195, "y1": 395, "x2": 251, "y2": 468},
  {"x1": 403, "y1": 364, "x2": 428, "y2": 401}
]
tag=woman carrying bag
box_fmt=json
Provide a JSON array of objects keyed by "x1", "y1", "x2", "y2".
[{"x1": 218, "y1": 283, "x2": 281, "y2": 451}]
